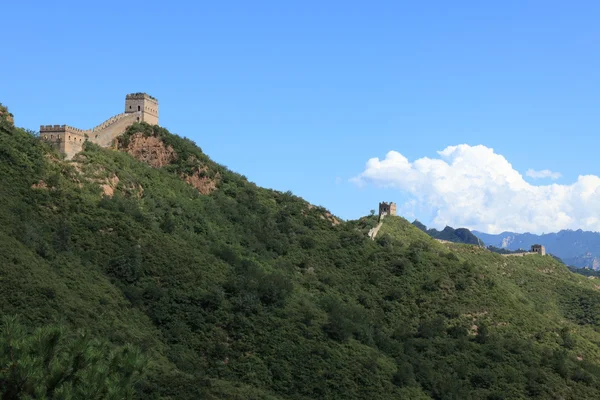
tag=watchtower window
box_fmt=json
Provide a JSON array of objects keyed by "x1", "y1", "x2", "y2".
[
  {"x1": 129, "y1": 105, "x2": 132, "y2": 109},
  {"x1": 138, "y1": 106, "x2": 141, "y2": 111}
]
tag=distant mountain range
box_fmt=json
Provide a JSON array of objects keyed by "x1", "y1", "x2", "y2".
[
  {"x1": 412, "y1": 221, "x2": 600, "y2": 269},
  {"x1": 473, "y1": 229, "x2": 600, "y2": 269}
]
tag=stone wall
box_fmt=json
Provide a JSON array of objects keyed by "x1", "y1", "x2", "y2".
[
  {"x1": 91, "y1": 113, "x2": 139, "y2": 147},
  {"x1": 40, "y1": 93, "x2": 158, "y2": 159},
  {"x1": 501, "y1": 251, "x2": 546, "y2": 257},
  {"x1": 501, "y1": 252, "x2": 534, "y2": 257}
]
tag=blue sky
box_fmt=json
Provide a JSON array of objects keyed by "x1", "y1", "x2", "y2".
[{"x1": 3, "y1": 1, "x2": 600, "y2": 233}]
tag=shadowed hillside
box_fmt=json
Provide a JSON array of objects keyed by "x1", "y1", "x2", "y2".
[{"x1": 4, "y1": 105, "x2": 600, "y2": 399}]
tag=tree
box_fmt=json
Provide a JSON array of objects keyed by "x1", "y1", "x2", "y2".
[{"x1": 0, "y1": 316, "x2": 146, "y2": 400}]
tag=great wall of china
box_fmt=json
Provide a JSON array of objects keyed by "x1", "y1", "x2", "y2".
[
  {"x1": 370, "y1": 201, "x2": 548, "y2": 258},
  {"x1": 41, "y1": 93, "x2": 158, "y2": 159}
]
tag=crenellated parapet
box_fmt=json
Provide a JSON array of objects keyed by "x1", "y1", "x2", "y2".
[
  {"x1": 90, "y1": 112, "x2": 133, "y2": 132},
  {"x1": 40, "y1": 125, "x2": 90, "y2": 134},
  {"x1": 40, "y1": 124, "x2": 69, "y2": 132},
  {"x1": 91, "y1": 112, "x2": 139, "y2": 147}
]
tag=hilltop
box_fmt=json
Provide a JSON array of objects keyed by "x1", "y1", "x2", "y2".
[
  {"x1": 4, "y1": 103, "x2": 600, "y2": 399},
  {"x1": 412, "y1": 220, "x2": 484, "y2": 246}
]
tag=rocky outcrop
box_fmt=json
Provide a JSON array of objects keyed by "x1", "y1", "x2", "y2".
[
  {"x1": 0, "y1": 104, "x2": 14, "y2": 125},
  {"x1": 120, "y1": 134, "x2": 219, "y2": 195},
  {"x1": 306, "y1": 204, "x2": 341, "y2": 226},
  {"x1": 321, "y1": 212, "x2": 340, "y2": 226},
  {"x1": 123, "y1": 134, "x2": 176, "y2": 168},
  {"x1": 182, "y1": 167, "x2": 219, "y2": 195}
]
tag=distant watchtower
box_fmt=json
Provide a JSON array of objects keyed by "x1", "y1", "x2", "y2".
[
  {"x1": 378, "y1": 202, "x2": 397, "y2": 221},
  {"x1": 125, "y1": 93, "x2": 159, "y2": 125},
  {"x1": 531, "y1": 244, "x2": 546, "y2": 256}
]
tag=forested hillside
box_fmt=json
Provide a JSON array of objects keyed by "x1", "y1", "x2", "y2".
[{"x1": 3, "y1": 104, "x2": 600, "y2": 399}]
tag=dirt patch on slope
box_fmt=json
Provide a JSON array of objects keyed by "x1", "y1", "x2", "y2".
[
  {"x1": 31, "y1": 180, "x2": 48, "y2": 190},
  {"x1": 101, "y1": 175, "x2": 119, "y2": 197}
]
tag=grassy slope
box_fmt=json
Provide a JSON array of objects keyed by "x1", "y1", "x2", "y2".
[
  {"x1": 3, "y1": 112, "x2": 600, "y2": 399},
  {"x1": 380, "y1": 217, "x2": 600, "y2": 351}
]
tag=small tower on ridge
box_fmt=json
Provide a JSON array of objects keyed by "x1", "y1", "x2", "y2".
[
  {"x1": 124, "y1": 93, "x2": 159, "y2": 125},
  {"x1": 531, "y1": 244, "x2": 546, "y2": 256},
  {"x1": 378, "y1": 202, "x2": 397, "y2": 221}
]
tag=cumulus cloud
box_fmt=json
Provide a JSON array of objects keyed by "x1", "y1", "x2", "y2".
[
  {"x1": 351, "y1": 144, "x2": 600, "y2": 234},
  {"x1": 526, "y1": 169, "x2": 562, "y2": 180}
]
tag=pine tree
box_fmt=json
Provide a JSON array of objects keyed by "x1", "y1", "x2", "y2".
[{"x1": 0, "y1": 316, "x2": 145, "y2": 399}]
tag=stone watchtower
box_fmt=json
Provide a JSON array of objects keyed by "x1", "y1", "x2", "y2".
[
  {"x1": 378, "y1": 202, "x2": 397, "y2": 221},
  {"x1": 125, "y1": 93, "x2": 159, "y2": 125},
  {"x1": 531, "y1": 244, "x2": 546, "y2": 256}
]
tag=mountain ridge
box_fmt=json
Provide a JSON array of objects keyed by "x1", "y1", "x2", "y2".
[{"x1": 412, "y1": 220, "x2": 484, "y2": 246}]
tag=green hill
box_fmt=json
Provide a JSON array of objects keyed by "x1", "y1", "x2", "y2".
[{"x1": 3, "y1": 104, "x2": 600, "y2": 399}]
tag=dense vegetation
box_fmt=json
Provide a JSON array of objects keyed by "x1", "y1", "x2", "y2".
[
  {"x1": 1, "y1": 316, "x2": 144, "y2": 399},
  {"x1": 3, "y1": 104, "x2": 600, "y2": 399}
]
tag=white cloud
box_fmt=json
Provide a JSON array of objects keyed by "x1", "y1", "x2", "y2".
[
  {"x1": 351, "y1": 144, "x2": 600, "y2": 234},
  {"x1": 526, "y1": 168, "x2": 562, "y2": 180}
]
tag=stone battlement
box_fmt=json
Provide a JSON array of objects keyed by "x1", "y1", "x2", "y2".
[
  {"x1": 126, "y1": 93, "x2": 158, "y2": 102},
  {"x1": 40, "y1": 125, "x2": 89, "y2": 134},
  {"x1": 40, "y1": 125, "x2": 67, "y2": 132},
  {"x1": 41, "y1": 93, "x2": 159, "y2": 159}
]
